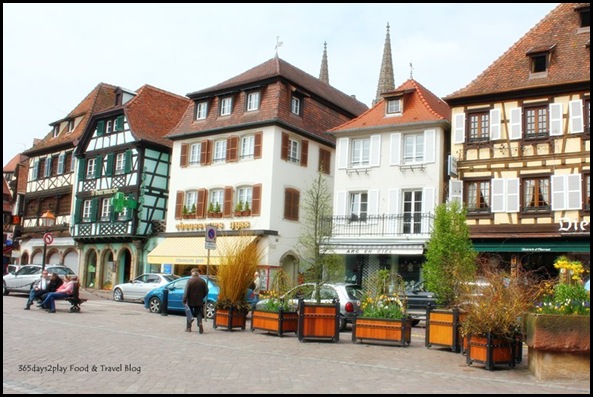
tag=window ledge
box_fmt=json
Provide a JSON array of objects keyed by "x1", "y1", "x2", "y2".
[
  {"x1": 399, "y1": 164, "x2": 425, "y2": 172},
  {"x1": 346, "y1": 167, "x2": 371, "y2": 176}
]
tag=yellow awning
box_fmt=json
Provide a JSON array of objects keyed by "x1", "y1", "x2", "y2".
[{"x1": 147, "y1": 236, "x2": 257, "y2": 265}]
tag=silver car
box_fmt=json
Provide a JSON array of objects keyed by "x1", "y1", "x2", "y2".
[
  {"x1": 256, "y1": 282, "x2": 363, "y2": 331},
  {"x1": 3, "y1": 264, "x2": 75, "y2": 295},
  {"x1": 112, "y1": 273, "x2": 180, "y2": 302}
]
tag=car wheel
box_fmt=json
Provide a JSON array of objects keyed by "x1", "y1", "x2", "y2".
[
  {"x1": 205, "y1": 302, "x2": 215, "y2": 319},
  {"x1": 148, "y1": 297, "x2": 162, "y2": 313},
  {"x1": 113, "y1": 288, "x2": 124, "y2": 302},
  {"x1": 3, "y1": 282, "x2": 8, "y2": 296},
  {"x1": 338, "y1": 316, "x2": 347, "y2": 332},
  {"x1": 411, "y1": 319, "x2": 420, "y2": 327}
]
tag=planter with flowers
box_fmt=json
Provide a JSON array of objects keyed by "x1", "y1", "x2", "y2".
[
  {"x1": 523, "y1": 256, "x2": 590, "y2": 381},
  {"x1": 352, "y1": 270, "x2": 412, "y2": 346},
  {"x1": 251, "y1": 270, "x2": 298, "y2": 336},
  {"x1": 461, "y1": 267, "x2": 539, "y2": 370}
]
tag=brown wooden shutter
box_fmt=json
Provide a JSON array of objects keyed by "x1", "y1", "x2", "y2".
[
  {"x1": 281, "y1": 132, "x2": 289, "y2": 160},
  {"x1": 254, "y1": 132, "x2": 262, "y2": 159},
  {"x1": 200, "y1": 140, "x2": 211, "y2": 166},
  {"x1": 227, "y1": 136, "x2": 239, "y2": 162},
  {"x1": 175, "y1": 191, "x2": 184, "y2": 219},
  {"x1": 196, "y1": 188, "x2": 207, "y2": 218},
  {"x1": 223, "y1": 186, "x2": 233, "y2": 217},
  {"x1": 252, "y1": 184, "x2": 262, "y2": 216},
  {"x1": 319, "y1": 148, "x2": 331, "y2": 174},
  {"x1": 180, "y1": 143, "x2": 189, "y2": 167},
  {"x1": 284, "y1": 188, "x2": 300, "y2": 221},
  {"x1": 301, "y1": 140, "x2": 308, "y2": 167}
]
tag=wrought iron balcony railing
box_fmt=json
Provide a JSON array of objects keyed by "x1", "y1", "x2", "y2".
[{"x1": 320, "y1": 213, "x2": 434, "y2": 238}]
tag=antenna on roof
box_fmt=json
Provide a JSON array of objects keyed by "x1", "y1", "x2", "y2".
[
  {"x1": 275, "y1": 36, "x2": 283, "y2": 57},
  {"x1": 409, "y1": 62, "x2": 414, "y2": 79}
]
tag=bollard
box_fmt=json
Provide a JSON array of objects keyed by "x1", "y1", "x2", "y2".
[{"x1": 161, "y1": 289, "x2": 168, "y2": 316}]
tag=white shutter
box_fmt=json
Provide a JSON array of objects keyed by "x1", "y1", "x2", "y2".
[
  {"x1": 551, "y1": 175, "x2": 565, "y2": 210},
  {"x1": 569, "y1": 100, "x2": 584, "y2": 134},
  {"x1": 422, "y1": 187, "x2": 436, "y2": 234},
  {"x1": 337, "y1": 138, "x2": 349, "y2": 169},
  {"x1": 390, "y1": 133, "x2": 401, "y2": 166},
  {"x1": 506, "y1": 179, "x2": 520, "y2": 213},
  {"x1": 388, "y1": 189, "x2": 399, "y2": 215},
  {"x1": 509, "y1": 108, "x2": 522, "y2": 140},
  {"x1": 370, "y1": 135, "x2": 381, "y2": 167},
  {"x1": 566, "y1": 174, "x2": 582, "y2": 210},
  {"x1": 453, "y1": 113, "x2": 465, "y2": 144},
  {"x1": 449, "y1": 180, "x2": 463, "y2": 204},
  {"x1": 335, "y1": 191, "x2": 347, "y2": 216},
  {"x1": 490, "y1": 108, "x2": 501, "y2": 140},
  {"x1": 368, "y1": 189, "x2": 379, "y2": 215},
  {"x1": 491, "y1": 179, "x2": 505, "y2": 212},
  {"x1": 549, "y1": 103, "x2": 563, "y2": 136},
  {"x1": 424, "y1": 129, "x2": 435, "y2": 163}
]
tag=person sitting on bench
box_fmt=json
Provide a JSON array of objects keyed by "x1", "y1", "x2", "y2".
[{"x1": 39, "y1": 275, "x2": 77, "y2": 313}]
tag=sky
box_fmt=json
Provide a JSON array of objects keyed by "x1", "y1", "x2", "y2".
[{"x1": 3, "y1": 3, "x2": 559, "y2": 164}]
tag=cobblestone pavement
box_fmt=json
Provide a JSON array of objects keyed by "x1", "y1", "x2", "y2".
[{"x1": 3, "y1": 289, "x2": 590, "y2": 394}]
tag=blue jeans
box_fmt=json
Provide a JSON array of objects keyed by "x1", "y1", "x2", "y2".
[
  {"x1": 41, "y1": 292, "x2": 70, "y2": 311},
  {"x1": 27, "y1": 288, "x2": 45, "y2": 305}
]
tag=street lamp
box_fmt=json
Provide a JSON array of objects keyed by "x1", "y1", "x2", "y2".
[{"x1": 40, "y1": 210, "x2": 56, "y2": 272}]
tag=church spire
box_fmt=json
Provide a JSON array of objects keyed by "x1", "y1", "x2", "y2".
[
  {"x1": 374, "y1": 23, "x2": 395, "y2": 106},
  {"x1": 319, "y1": 41, "x2": 330, "y2": 84}
]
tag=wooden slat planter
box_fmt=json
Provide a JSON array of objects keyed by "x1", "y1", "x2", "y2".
[
  {"x1": 425, "y1": 305, "x2": 466, "y2": 352},
  {"x1": 466, "y1": 332, "x2": 517, "y2": 370},
  {"x1": 213, "y1": 307, "x2": 247, "y2": 331},
  {"x1": 297, "y1": 299, "x2": 340, "y2": 342},
  {"x1": 251, "y1": 309, "x2": 298, "y2": 336},
  {"x1": 352, "y1": 317, "x2": 412, "y2": 346}
]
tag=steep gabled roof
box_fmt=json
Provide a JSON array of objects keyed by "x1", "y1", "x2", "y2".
[
  {"x1": 445, "y1": 3, "x2": 590, "y2": 101},
  {"x1": 3, "y1": 153, "x2": 28, "y2": 173},
  {"x1": 329, "y1": 79, "x2": 450, "y2": 133},
  {"x1": 22, "y1": 83, "x2": 117, "y2": 155},
  {"x1": 187, "y1": 57, "x2": 368, "y2": 116}
]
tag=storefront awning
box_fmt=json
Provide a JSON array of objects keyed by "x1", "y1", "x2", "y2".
[
  {"x1": 147, "y1": 236, "x2": 257, "y2": 265},
  {"x1": 472, "y1": 241, "x2": 590, "y2": 253},
  {"x1": 326, "y1": 243, "x2": 424, "y2": 255}
]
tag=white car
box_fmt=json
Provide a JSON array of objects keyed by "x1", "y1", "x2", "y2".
[
  {"x1": 3, "y1": 264, "x2": 76, "y2": 295},
  {"x1": 112, "y1": 273, "x2": 180, "y2": 302}
]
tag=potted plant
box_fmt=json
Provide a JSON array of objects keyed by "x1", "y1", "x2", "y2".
[
  {"x1": 461, "y1": 267, "x2": 539, "y2": 370},
  {"x1": 189, "y1": 203, "x2": 197, "y2": 218},
  {"x1": 213, "y1": 236, "x2": 262, "y2": 331},
  {"x1": 423, "y1": 201, "x2": 477, "y2": 352},
  {"x1": 234, "y1": 201, "x2": 244, "y2": 217},
  {"x1": 251, "y1": 269, "x2": 298, "y2": 336},
  {"x1": 523, "y1": 256, "x2": 590, "y2": 380},
  {"x1": 242, "y1": 201, "x2": 251, "y2": 216},
  {"x1": 182, "y1": 205, "x2": 189, "y2": 219},
  {"x1": 208, "y1": 202, "x2": 222, "y2": 218},
  {"x1": 352, "y1": 270, "x2": 412, "y2": 346}
]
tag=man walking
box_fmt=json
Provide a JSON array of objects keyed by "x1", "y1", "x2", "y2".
[{"x1": 182, "y1": 268, "x2": 209, "y2": 334}]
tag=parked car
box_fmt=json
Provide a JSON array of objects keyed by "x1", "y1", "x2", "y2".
[
  {"x1": 144, "y1": 276, "x2": 257, "y2": 319},
  {"x1": 255, "y1": 282, "x2": 363, "y2": 331},
  {"x1": 113, "y1": 273, "x2": 180, "y2": 302},
  {"x1": 3, "y1": 264, "x2": 76, "y2": 295}
]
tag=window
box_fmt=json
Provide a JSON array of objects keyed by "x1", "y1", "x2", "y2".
[
  {"x1": 350, "y1": 192, "x2": 368, "y2": 221},
  {"x1": 523, "y1": 177, "x2": 550, "y2": 212},
  {"x1": 525, "y1": 105, "x2": 549, "y2": 139},
  {"x1": 117, "y1": 206, "x2": 129, "y2": 221},
  {"x1": 106, "y1": 120, "x2": 113, "y2": 134},
  {"x1": 578, "y1": 5, "x2": 590, "y2": 28},
  {"x1": 246, "y1": 92, "x2": 260, "y2": 111},
  {"x1": 403, "y1": 190, "x2": 422, "y2": 234},
  {"x1": 213, "y1": 140, "x2": 227, "y2": 163},
  {"x1": 44, "y1": 157, "x2": 52, "y2": 177},
  {"x1": 189, "y1": 143, "x2": 201, "y2": 165},
  {"x1": 101, "y1": 198, "x2": 112, "y2": 221},
  {"x1": 291, "y1": 96, "x2": 301, "y2": 115},
  {"x1": 284, "y1": 188, "x2": 300, "y2": 221},
  {"x1": 585, "y1": 174, "x2": 591, "y2": 212},
  {"x1": 403, "y1": 133, "x2": 424, "y2": 164},
  {"x1": 68, "y1": 119, "x2": 75, "y2": 132},
  {"x1": 240, "y1": 135, "x2": 254, "y2": 159},
  {"x1": 82, "y1": 200, "x2": 92, "y2": 222},
  {"x1": 196, "y1": 101, "x2": 208, "y2": 120},
  {"x1": 466, "y1": 180, "x2": 491, "y2": 212},
  {"x1": 288, "y1": 139, "x2": 300, "y2": 163},
  {"x1": 530, "y1": 53, "x2": 547, "y2": 73},
  {"x1": 57, "y1": 154, "x2": 65, "y2": 175},
  {"x1": 210, "y1": 190, "x2": 224, "y2": 212},
  {"x1": 86, "y1": 158, "x2": 96, "y2": 179},
  {"x1": 52, "y1": 125, "x2": 60, "y2": 138},
  {"x1": 586, "y1": 98, "x2": 590, "y2": 134},
  {"x1": 236, "y1": 187, "x2": 252, "y2": 209},
  {"x1": 468, "y1": 112, "x2": 490, "y2": 142},
  {"x1": 220, "y1": 97, "x2": 232, "y2": 116},
  {"x1": 185, "y1": 191, "x2": 197, "y2": 212},
  {"x1": 386, "y1": 98, "x2": 402, "y2": 115},
  {"x1": 70, "y1": 153, "x2": 76, "y2": 173},
  {"x1": 351, "y1": 138, "x2": 370, "y2": 167},
  {"x1": 114, "y1": 153, "x2": 126, "y2": 175}
]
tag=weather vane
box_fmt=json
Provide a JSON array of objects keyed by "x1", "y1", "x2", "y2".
[{"x1": 275, "y1": 36, "x2": 283, "y2": 57}]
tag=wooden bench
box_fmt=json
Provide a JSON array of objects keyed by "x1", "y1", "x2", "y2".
[{"x1": 64, "y1": 282, "x2": 87, "y2": 312}]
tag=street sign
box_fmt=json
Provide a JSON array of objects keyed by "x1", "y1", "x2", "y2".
[
  {"x1": 205, "y1": 225, "x2": 217, "y2": 250},
  {"x1": 43, "y1": 232, "x2": 54, "y2": 245}
]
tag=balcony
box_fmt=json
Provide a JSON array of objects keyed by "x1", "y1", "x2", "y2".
[{"x1": 320, "y1": 213, "x2": 434, "y2": 238}]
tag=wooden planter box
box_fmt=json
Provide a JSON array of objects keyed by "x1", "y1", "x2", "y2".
[
  {"x1": 297, "y1": 299, "x2": 340, "y2": 342},
  {"x1": 213, "y1": 307, "x2": 247, "y2": 331},
  {"x1": 522, "y1": 313, "x2": 590, "y2": 381},
  {"x1": 425, "y1": 306, "x2": 466, "y2": 352},
  {"x1": 466, "y1": 332, "x2": 518, "y2": 370},
  {"x1": 251, "y1": 309, "x2": 298, "y2": 336},
  {"x1": 352, "y1": 316, "x2": 412, "y2": 346}
]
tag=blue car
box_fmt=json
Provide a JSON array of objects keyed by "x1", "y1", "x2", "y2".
[{"x1": 144, "y1": 276, "x2": 256, "y2": 319}]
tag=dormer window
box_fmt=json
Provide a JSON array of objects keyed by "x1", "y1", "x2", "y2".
[
  {"x1": 52, "y1": 125, "x2": 60, "y2": 138},
  {"x1": 220, "y1": 97, "x2": 232, "y2": 116},
  {"x1": 526, "y1": 45, "x2": 555, "y2": 76},
  {"x1": 291, "y1": 96, "x2": 301, "y2": 115},
  {"x1": 386, "y1": 98, "x2": 402, "y2": 115},
  {"x1": 531, "y1": 53, "x2": 547, "y2": 73},
  {"x1": 246, "y1": 91, "x2": 260, "y2": 111},
  {"x1": 68, "y1": 119, "x2": 75, "y2": 132},
  {"x1": 575, "y1": 4, "x2": 590, "y2": 28},
  {"x1": 196, "y1": 101, "x2": 208, "y2": 120}
]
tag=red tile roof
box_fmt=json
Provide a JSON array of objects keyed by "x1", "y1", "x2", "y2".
[
  {"x1": 445, "y1": 3, "x2": 590, "y2": 100},
  {"x1": 329, "y1": 79, "x2": 451, "y2": 133},
  {"x1": 3, "y1": 153, "x2": 28, "y2": 173}
]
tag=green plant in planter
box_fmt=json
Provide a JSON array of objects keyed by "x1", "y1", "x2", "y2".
[
  {"x1": 190, "y1": 203, "x2": 197, "y2": 215},
  {"x1": 259, "y1": 269, "x2": 296, "y2": 312},
  {"x1": 182, "y1": 205, "x2": 189, "y2": 216},
  {"x1": 208, "y1": 202, "x2": 215, "y2": 213},
  {"x1": 360, "y1": 270, "x2": 407, "y2": 319},
  {"x1": 234, "y1": 201, "x2": 243, "y2": 212},
  {"x1": 243, "y1": 201, "x2": 250, "y2": 212},
  {"x1": 214, "y1": 202, "x2": 221, "y2": 213}
]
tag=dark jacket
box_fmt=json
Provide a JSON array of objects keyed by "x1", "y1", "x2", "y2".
[
  {"x1": 48, "y1": 277, "x2": 64, "y2": 293},
  {"x1": 182, "y1": 276, "x2": 209, "y2": 307}
]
